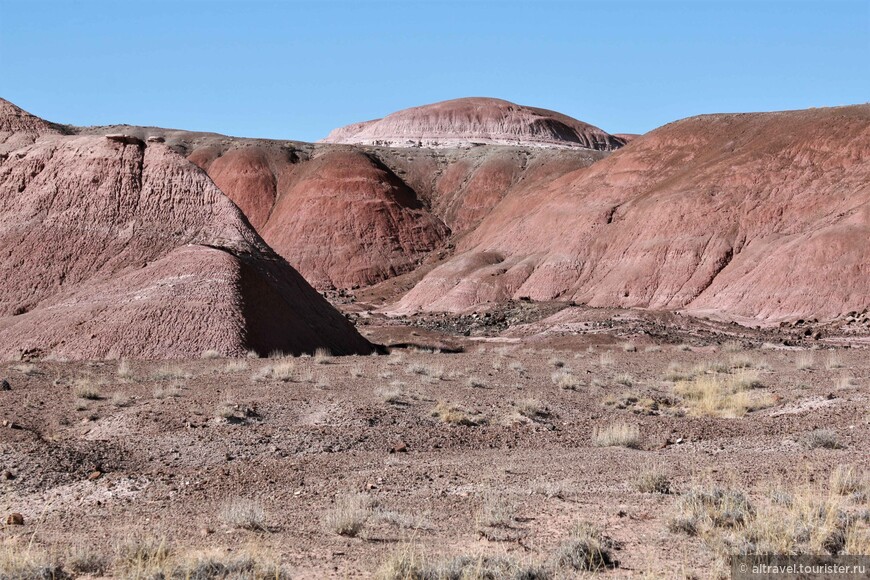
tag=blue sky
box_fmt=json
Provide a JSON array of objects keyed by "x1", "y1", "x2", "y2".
[{"x1": 1, "y1": 1, "x2": 867, "y2": 141}]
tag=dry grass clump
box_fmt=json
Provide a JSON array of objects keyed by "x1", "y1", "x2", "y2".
[
  {"x1": 803, "y1": 429, "x2": 845, "y2": 450},
  {"x1": 200, "y1": 349, "x2": 222, "y2": 359},
  {"x1": 323, "y1": 493, "x2": 374, "y2": 537},
  {"x1": 117, "y1": 359, "x2": 134, "y2": 380},
  {"x1": 377, "y1": 550, "x2": 548, "y2": 580},
  {"x1": 466, "y1": 376, "x2": 486, "y2": 388},
  {"x1": 0, "y1": 543, "x2": 66, "y2": 580},
  {"x1": 219, "y1": 497, "x2": 267, "y2": 531},
  {"x1": 721, "y1": 340, "x2": 743, "y2": 353},
  {"x1": 621, "y1": 342, "x2": 637, "y2": 352},
  {"x1": 223, "y1": 360, "x2": 249, "y2": 373},
  {"x1": 154, "y1": 383, "x2": 183, "y2": 399},
  {"x1": 592, "y1": 422, "x2": 641, "y2": 449},
  {"x1": 551, "y1": 370, "x2": 581, "y2": 390},
  {"x1": 836, "y1": 375, "x2": 858, "y2": 389},
  {"x1": 10, "y1": 363, "x2": 40, "y2": 376},
  {"x1": 509, "y1": 360, "x2": 526, "y2": 375},
  {"x1": 552, "y1": 522, "x2": 619, "y2": 572},
  {"x1": 795, "y1": 352, "x2": 815, "y2": 370},
  {"x1": 169, "y1": 549, "x2": 290, "y2": 580},
  {"x1": 829, "y1": 465, "x2": 867, "y2": 496},
  {"x1": 252, "y1": 361, "x2": 296, "y2": 382},
  {"x1": 548, "y1": 356, "x2": 566, "y2": 368},
  {"x1": 475, "y1": 493, "x2": 520, "y2": 541},
  {"x1": 313, "y1": 347, "x2": 332, "y2": 364},
  {"x1": 663, "y1": 362, "x2": 693, "y2": 382},
  {"x1": 377, "y1": 382, "x2": 407, "y2": 405},
  {"x1": 728, "y1": 354, "x2": 756, "y2": 369},
  {"x1": 614, "y1": 373, "x2": 634, "y2": 387},
  {"x1": 432, "y1": 401, "x2": 483, "y2": 426},
  {"x1": 633, "y1": 468, "x2": 672, "y2": 494},
  {"x1": 599, "y1": 352, "x2": 615, "y2": 366},
  {"x1": 667, "y1": 486, "x2": 755, "y2": 537},
  {"x1": 66, "y1": 544, "x2": 109, "y2": 576},
  {"x1": 114, "y1": 535, "x2": 289, "y2": 579},
  {"x1": 673, "y1": 373, "x2": 773, "y2": 418},
  {"x1": 110, "y1": 392, "x2": 132, "y2": 408},
  {"x1": 515, "y1": 398, "x2": 548, "y2": 420},
  {"x1": 668, "y1": 477, "x2": 870, "y2": 558},
  {"x1": 825, "y1": 352, "x2": 845, "y2": 370},
  {"x1": 73, "y1": 377, "x2": 103, "y2": 400},
  {"x1": 113, "y1": 535, "x2": 173, "y2": 579},
  {"x1": 349, "y1": 365, "x2": 364, "y2": 378},
  {"x1": 406, "y1": 362, "x2": 444, "y2": 379}
]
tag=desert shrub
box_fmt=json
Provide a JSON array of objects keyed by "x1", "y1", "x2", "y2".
[
  {"x1": 219, "y1": 498, "x2": 267, "y2": 531},
  {"x1": 323, "y1": 493, "x2": 373, "y2": 537},
  {"x1": 592, "y1": 422, "x2": 641, "y2": 448}
]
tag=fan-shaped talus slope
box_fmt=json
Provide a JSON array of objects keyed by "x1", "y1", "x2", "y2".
[
  {"x1": 258, "y1": 149, "x2": 450, "y2": 290},
  {"x1": 0, "y1": 134, "x2": 373, "y2": 359},
  {"x1": 321, "y1": 97, "x2": 624, "y2": 151},
  {"x1": 395, "y1": 106, "x2": 870, "y2": 323}
]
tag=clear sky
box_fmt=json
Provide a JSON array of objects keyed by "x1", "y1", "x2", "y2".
[{"x1": 1, "y1": 1, "x2": 868, "y2": 141}]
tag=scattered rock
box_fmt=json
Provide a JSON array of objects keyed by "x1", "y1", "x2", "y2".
[
  {"x1": 0, "y1": 379, "x2": 9, "y2": 391},
  {"x1": 6, "y1": 512, "x2": 24, "y2": 525},
  {"x1": 1, "y1": 470, "x2": 14, "y2": 480},
  {"x1": 87, "y1": 470, "x2": 102, "y2": 481},
  {"x1": 390, "y1": 442, "x2": 409, "y2": 453}
]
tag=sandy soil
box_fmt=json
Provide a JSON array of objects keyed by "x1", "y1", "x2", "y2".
[{"x1": 1, "y1": 309, "x2": 868, "y2": 578}]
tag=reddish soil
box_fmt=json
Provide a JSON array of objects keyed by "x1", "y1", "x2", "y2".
[{"x1": 1, "y1": 309, "x2": 868, "y2": 577}]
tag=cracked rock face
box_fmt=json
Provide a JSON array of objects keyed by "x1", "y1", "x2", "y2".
[
  {"x1": 0, "y1": 112, "x2": 373, "y2": 359},
  {"x1": 394, "y1": 105, "x2": 870, "y2": 323},
  {"x1": 321, "y1": 97, "x2": 625, "y2": 151}
]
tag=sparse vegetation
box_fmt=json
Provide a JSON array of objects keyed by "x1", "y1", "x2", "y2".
[
  {"x1": 219, "y1": 497, "x2": 267, "y2": 531},
  {"x1": 376, "y1": 550, "x2": 549, "y2": 580},
  {"x1": 314, "y1": 347, "x2": 332, "y2": 364},
  {"x1": 634, "y1": 468, "x2": 672, "y2": 494},
  {"x1": 432, "y1": 401, "x2": 482, "y2": 425},
  {"x1": 200, "y1": 349, "x2": 222, "y2": 359},
  {"x1": 551, "y1": 370, "x2": 581, "y2": 390},
  {"x1": 117, "y1": 359, "x2": 134, "y2": 380},
  {"x1": 466, "y1": 376, "x2": 486, "y2": 388},
  {"x1": 825, "y1": 352, "x2": 845, "y2": 369},
  {"x1": 110, "y1": 392, "x2": 132, "y2": 407},
  {"x1": 795, "y1": 352, "x2": 815, "y2": 370},
  {"x1": 154, "y1": 383, "x2": 183, "y2": 399},
  {"x1": 803, "y1": 429, "x2": 845, "y2": 450},
  {"x1": 592, "y1": 422, "x2": 641, "y2": 448},
  {"x1": 673, "y1": 373, "x2": 773, "y2": 418},
  {"x1": 323, "y1": 493, "x2": 373, "y2": 537},
  {"x1": 73, "y1": 377, "x2": 102, "y2": 400},
  {"x1": 552, "y1": 522, "x2": 619, "y2": 572}
]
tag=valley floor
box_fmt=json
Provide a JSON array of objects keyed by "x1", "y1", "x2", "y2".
[{"x1": 1, "y1": 309, "x2": 869, "y2": 578}]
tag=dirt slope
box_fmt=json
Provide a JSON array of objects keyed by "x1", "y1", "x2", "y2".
[
  {"x1": 395, "y1": 106, "x2": 870, "y2": 323},
  {"x1": 321, "y1": 97, "x2": 624, "y2": 150},
  {"x1": 0, "y1": 125, "x2": 374, "y2": 359}
]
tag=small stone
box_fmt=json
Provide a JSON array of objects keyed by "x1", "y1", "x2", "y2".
[
  {"x1": 200, "y1": 527, "x2": 213, "y2": 537},
  {"x1": 0, "y1": 379, "x2": 10, "y2": 391},
  {"x1": 389, "y1": 442, "x2": 408, "y2": 453},
  {"x1": 87, "y1": 470, "x2": 102, "y2": 481},
  {"x1": 6, "y1": 512, "x2": 24, "y2": 525},
  {"x1": 1, "y1": 470, "x2": 14, "y2": 480}
]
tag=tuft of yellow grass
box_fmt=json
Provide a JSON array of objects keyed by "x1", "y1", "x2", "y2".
[
  {"x1": 592, "y1": 422, "x2": 641, "y2": 448},
  {"x1": 673, "y1": 373, "x2": 773, "y2": 418}
]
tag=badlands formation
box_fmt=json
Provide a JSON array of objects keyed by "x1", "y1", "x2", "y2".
[
  {"x1": 75, "y1": 97, "x2": 870, "y2": 327},
  {"x1": 0, "y1": 99, "x2": 373, "y2": 359},
  {"x1": 321, "y1": 97, "x2": 626, "y2": 150},
  {"x1": 1, "y1": 96, "x2": 870, "y2": 579}
]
